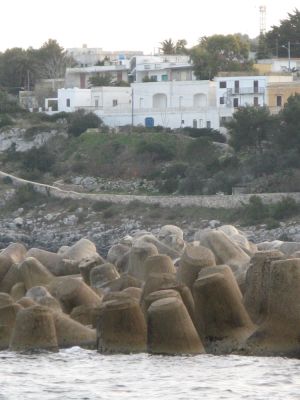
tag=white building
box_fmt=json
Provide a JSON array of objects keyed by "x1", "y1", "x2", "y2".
[
  {"x1": 256, "y1": 58, "x2": 300, "y2": 73},
  {"x1": 66, "y1": 44, "x2": 143, "y2": 67},
  {"x1": 215, "y1": 74, "x2": 294, "y2": 125},
  {"x1": 65, "y1": 65, "x2": 130, "y2": 89},
  {"x1": 130, "y1": 55, "x2": 195, "y2": 83},
  {"x1": 56, "y1": 80, "x2": 221, "y2": 129},
  {"x1": 131, "y1": 80, "x2": 218, "y2": 129}
]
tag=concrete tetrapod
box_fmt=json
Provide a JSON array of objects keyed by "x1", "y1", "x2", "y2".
[
  {"x1": 147, "y1": 297, "x2": 205, "y2": 355},
  {"x1": 26, "y1": 248, "x2": 80, "y2": 276},
  {"x1": 143, "y1": 255, "x2": 176, "y2": 281},
  {"x1": 157, "y1": 224, "x2": 185, "y2": 254},
  {"x1": 246, "y1": 258, "x2": 300, "y2": 357},
  {"x1": 193, "y1": 270, "x2": 254, "y2": 354},
  {"x1": 79, "y1": 254, "x2": 105, "y2": 286},
  {"x1": 10, "y1": 305, "x2": 58, "y2": 352},
  {"x1": 0, "y1": 255, "x2": 13, "y2": 282},
  {"x1": 0, "y1": 264, "x2": 21, "y2": 293},
  {"x1": 200, "y1": 230, "x2": 250, "y2": 290},
  {"x1": 107, "y1": 244, "x2": 130, "y2": 267},
  {"x1": 177, "y1": 244, "x2": 216, "y2": 291},
  {"x1": 10, "y1": 282, "x2": 26, "y2": 301},
  {"x1": 127, "y1": 242, "x2": 158, "y2": 281},
  {"x1": 90, "y1": 263, "x2": 120, "y2": 291},
  {"x1": 62, "y1": 238, "x2": 98, "y2": 262},
  {"x1": 0, "y1": 303, "x2": 22, "y2": 349},
  {"x1": 143, "y1": 289, "x2": 182, "y2": 313},
  {"x1": 140, "y1": 272, "x2": 177, "y2": 312},
  {"x1": 48, "y1": 276, "x2": 102, "y2": 314},
  {"x1": 52, "y1": 311, "x2": 96, "y2": 349},
  {"x1": 26, "y1": 286, "x2": 62, "y2": 312},
  {"x1": 243, "y1": 250, "x2": 284, "y2": 324},
  {"x1": 97, "y1": 298, "x2": 147, "y2": 354},
  {"x1": 1, "y1": 243, "x2": 27, "y2": 264},
  {"x1": 18, "y1": 257, "x2": 54, "y2": 291}
]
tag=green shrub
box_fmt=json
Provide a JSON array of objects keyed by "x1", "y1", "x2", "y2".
[
  {"x1": 13, "y1": 184, "x2": 36, "y2": 205},
  {"x1": 68, "y1": 110, "x2": 102, "y2": 137},
  {"x1": 241, "y1": 195, "x2": 269, "y2": 225},
  {"x1": 136, "y1": 140, "x2": 175, "y2": 161},
  {"x1": 0, "y1": 114, "x2": 13, "y2": 128},
  {"x1": 92, "y1": 200, "x2": 113, "y2": 211},
  {"x1": 21, "y1": 145, "x2": 55, "y2": 173},
  {"x1": 270, "y1": 196, "x2": 299, "y2": 220},
  {"x1": 2, "y1": 175, "x2": 12, "y2": 184}
]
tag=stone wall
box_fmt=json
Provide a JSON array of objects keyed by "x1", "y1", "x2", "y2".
[{"x1": 1, "y1": 170, "x2": 300, "y2": 209}]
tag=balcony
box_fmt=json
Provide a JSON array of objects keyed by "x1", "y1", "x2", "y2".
[{"x1": 227, "y1": 87, "x2": 265, "y2": 95}]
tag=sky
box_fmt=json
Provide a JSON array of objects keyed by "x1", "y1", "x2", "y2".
[{"x1": 0, "y1": 0, "x2": 298, "y2": 54}]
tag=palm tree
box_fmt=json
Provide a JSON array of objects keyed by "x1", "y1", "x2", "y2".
[{"x1": 160, "y1": 39, "x2": 176, "y2": 55}]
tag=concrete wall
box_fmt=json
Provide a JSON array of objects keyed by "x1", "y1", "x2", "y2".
[{"x1": 2, "y1": 170, "x2": 300, "y2": 210}]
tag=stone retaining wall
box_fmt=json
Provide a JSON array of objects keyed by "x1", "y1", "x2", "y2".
[{"x1": 1, "y1": 170, "x2": 300, "y2": 209}]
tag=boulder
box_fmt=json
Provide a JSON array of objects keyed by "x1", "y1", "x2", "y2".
[{"x1": 147, "y1": 297, "x2": 204, "y2": 355}]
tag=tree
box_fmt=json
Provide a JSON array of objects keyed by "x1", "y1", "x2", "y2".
[
  {"x1": 265, "y1": 9, "x2": 300, "y2": 58},
  {"x1": 274, "y1": 94, "x2": 300, "y2": 150},
  {"x1": 36, "y1": 39, "x2": 75, "y2": 79},
  {"x1": 256, "y1": 34, "x2": 272, "y2": 60},
  {"x1": 88, "y1": 73, "x2": 113, "y2": 87},
  {"x1": 68, "y1": 109, "x2": 102, "y2": 137},
  {"x1": 175, "y1": 39, "x2": 188, "y2": 54},
  {"x1": 190, "y1": 34, "x2": 253, "y2": 79},
  {"x1": 160, "y1": 39, "x2": 176, "y2": 54},
  {"x1": 226, "y1": 105, "x2": 273, "y2": 152}
]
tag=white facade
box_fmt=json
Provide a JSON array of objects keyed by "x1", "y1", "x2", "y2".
[
  {"x1": 131, "y1": 55, "x2": 195, "y2": 83},
  {"x1": 67, "y1": 45, "x2": 143, "y2": 67},
  {"x1": 57, "y1": 81, "x2": 221, "y2": 130},
  {"x1": 131, "y1": 81, "x2": 218, "y2": 129}
]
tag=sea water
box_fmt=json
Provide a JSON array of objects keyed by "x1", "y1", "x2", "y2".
[{"x1": 1, "y1": 348, "x2": 300, "y2": 399}]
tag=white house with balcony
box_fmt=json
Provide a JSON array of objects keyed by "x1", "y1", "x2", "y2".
[
  {"x1": 130, "y1": 55, "x2": 195, "y2": 83},
  {"x1": 215, "y1": 74, "x2": 294, "y2": 125}
]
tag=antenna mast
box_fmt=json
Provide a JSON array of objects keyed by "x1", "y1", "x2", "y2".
[{"x1": 259, "y1": 5, "x2": 267, "y2": 35}]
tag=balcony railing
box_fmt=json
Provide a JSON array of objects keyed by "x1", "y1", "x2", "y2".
[{"x1": 227, "y1": 87, "x2": 265, "y2": 95}]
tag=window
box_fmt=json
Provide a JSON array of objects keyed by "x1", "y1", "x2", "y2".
[
  {"x1": 220, "y1": 116, "x2": 227, "y2": 126},
  {"x1": 199, "y1": 119, "x2": 203, "y2": 128},
  {"x1": 112, "y1": 99, "x2": 118, "y2": 107},
  {"x1": 234, "y1": 80, "x2": 239, "y2": 94},
  {"x1": 253, "y1": 97, "x2": 259, "y2": 106},
  {"x1": 219, "y1": 81, "x2": 226, "y2": 88},
  {"x1": 233, "y1": 98, "x2": 239, "y2": 108},
  {"x1": 193, "y1": 119, "x2": 197, "y2": 128},
  {"x1": 206, "y1": 121, "x2": 211, "y2": 128},
  {"x1": 66, "y1": 98, "x2": 70, "y2": 107},
  {"x1": 219, "y1": 97, "x2": 225, "y2": 105},
  {"x1": 254, "y1": 80, "x2": 259, "y2": 93},
  {"x1": 94, "y1": 98, "x2": 99, "y2": 107},
  {"x1": 276, "y1": 95, "x2": 282, "y2": 107},
  {"x1": 150, "y1": 75, "x2": 157, "y2": 82}
]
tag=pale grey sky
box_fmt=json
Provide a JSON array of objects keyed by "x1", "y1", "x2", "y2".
[{"x1": 1, "y1": 0, "x2": 298, "y2": 53}]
